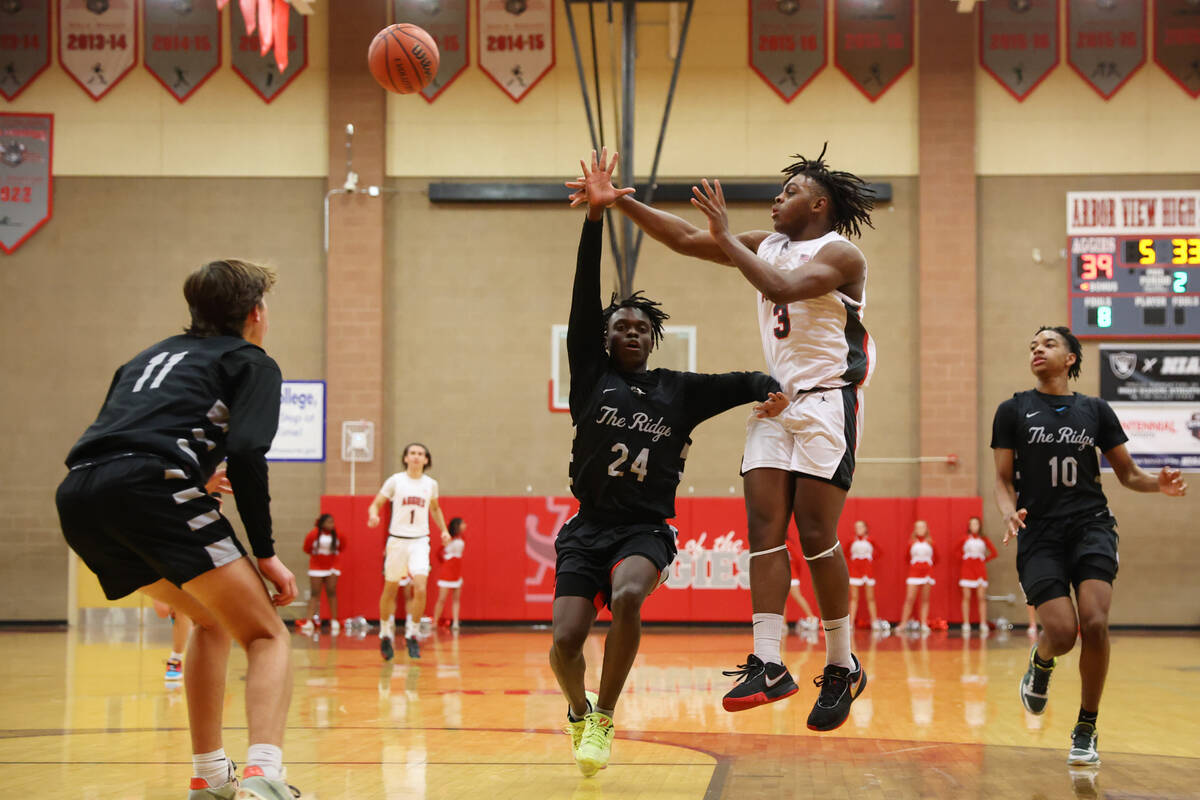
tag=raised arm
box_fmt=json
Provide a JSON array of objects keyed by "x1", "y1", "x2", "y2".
[{"x1": 682, "y1": 371, "x2": 786, "y2": 427}]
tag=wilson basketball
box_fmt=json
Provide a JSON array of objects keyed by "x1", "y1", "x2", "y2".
[{"x1": 368, "y1": 23, "x2": 440, "y2": 95}]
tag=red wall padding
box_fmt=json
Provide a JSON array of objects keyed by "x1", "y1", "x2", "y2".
[{"x1": 311, "y1": 495, "x2": 988, "y2": 625}]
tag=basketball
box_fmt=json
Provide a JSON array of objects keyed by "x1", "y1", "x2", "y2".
[{"x1": 368, "y1": 23, "x2": 440, "y2": 95}]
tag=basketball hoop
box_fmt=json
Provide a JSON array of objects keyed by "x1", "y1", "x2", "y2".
[{"x1": 341, "y1": 420, "x2": 374, "y2": 495}]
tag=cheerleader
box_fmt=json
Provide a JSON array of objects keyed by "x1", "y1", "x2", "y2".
[
  {"x1": 958, "y1": 516, "x2": 998, "y2": 634},
  {"x1": 846, "y1": 520, "x2": 882, "y2": 631},
  {"x1": 300, "y1": 513, "x2": 345, "y2": 634},
  {"x1": 898, "y1": 520, "x2": 935, "y2": 633},
  {"x1": 433, "y1": 517, "x2": 467, "y2": 630}
]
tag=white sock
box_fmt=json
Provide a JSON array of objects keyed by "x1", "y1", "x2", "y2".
[
  {"x1": 823, "y1": 615, "x2": 854, "y2": 669},
  {"x1": 752, "y1": 613, "x2": 784, "y2": 665},
  {"x1": 192, "y1": 748, "x2": 232, "y2": 788},
  {"x1": 380, "y1": 619, "x2": 394, "y2": 639},
  {"x1": 169, "y1": 651, "x2": 184, "y2": 662},
  {"x1": 246, "y1": 743, "x2": 283, "y2": 781}
]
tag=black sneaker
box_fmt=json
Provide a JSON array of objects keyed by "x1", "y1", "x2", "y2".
[
  {"x1": 721, "y1": 654, "x2": 798, "y2": 712},
  {"x1": 380, "y1": 635, "x2": 394, "y2": 661},
  {"x1": 1020, "y1": 644, "x2": 1055, "y2": 714},
  {"x1": 806, "y1": 653, "x2": 867, "y2": 731},
  {"x1": 406, "y1": 636, "x2": 421, "y2": 658},
  {"x1": 1067, "y1": 722, "x2": 1100, "y2": 766}
]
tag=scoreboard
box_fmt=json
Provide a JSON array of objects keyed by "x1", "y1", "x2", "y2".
[{"x1": 1068, "y1": 191, "x2": 1200, "y2": 339}]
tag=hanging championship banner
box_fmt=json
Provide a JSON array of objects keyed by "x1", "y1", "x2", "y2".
[
  {"x1": 394, "y1": 0, "x2": 469, "y2": 103},
  {"x1": 1154, "y1": 0, "x2": 1200, "y2": 99},
  {"x1": 231, "y1": 0, "x2": 306, "y2": 103},
  {"x1": 477, "y1": 0, "x2": 554, "y2": 103},
  {"x1": 0, "y1": 0, "x2": 51, "y2": 101},
  {"x1": 979, "y1": 0, "x2": 1059, "y2": 101},
  {"x1": 1067, "y1": 0, "x2": 1145, "y2": 100},
  {"x1": 58, "y1": 0, "x2": 137, "y2": 100},
  {"x1": 0, "y1": 113, "x2": 53, "y2": 255},
  {"x1": 748, "y1": 0, "x2": 826, "y2": 102},
  {"x1": 833, "y1": 0, "x2": 913, "y2": 102},
  {"x1": 143, "y1": 0, "x2": 221, "y2": 103},
  {"x1": 1100, "y1": 344, "x2": 1200, "y2": 471}
]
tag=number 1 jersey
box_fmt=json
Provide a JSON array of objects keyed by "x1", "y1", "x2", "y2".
[{"x1": 990, "y1": 390, "x2": 1128, "y2": 521}]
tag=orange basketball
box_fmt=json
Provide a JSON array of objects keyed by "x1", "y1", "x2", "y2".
[{"x1": 368, "y1": 23, "x2": 440, "y2": 95}]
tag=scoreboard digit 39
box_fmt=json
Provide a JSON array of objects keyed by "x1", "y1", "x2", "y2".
[{"x1": 1067, "y1": 190, "x2": 1200, "y2": 339}]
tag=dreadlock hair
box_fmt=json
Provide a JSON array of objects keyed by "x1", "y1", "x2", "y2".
[
  {"x1": 1036, "y1": 325, "x2": 1082, "y2": 380},
  {"x1": 781, "y1": 142, "x2": 875, "y2": 239},
  {"x1": 601, "y1": 291, "x2": 670, "y2": 350}
]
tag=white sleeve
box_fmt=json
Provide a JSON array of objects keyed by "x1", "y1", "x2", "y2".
[{"x1": 378, "y1": 474, "x2": 397, "y2": 500}]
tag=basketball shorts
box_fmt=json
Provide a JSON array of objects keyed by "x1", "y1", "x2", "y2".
[
  {"x1": 56, "y1": 454, "x2": 246, "y2": 601},
  {"x1": 741, "y1": 385, "x2": 862, "y2": 491},
  {"x1": 1017, "y1": 511, "x2": 1119, "y2": 607},
  {"x1": 385, "y1": 535, "x2": 431, "y2": 582},
  {"x1": 554, "y1": 514, "x2": 676, "y2": 610}
]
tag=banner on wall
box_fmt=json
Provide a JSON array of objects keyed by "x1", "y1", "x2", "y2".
[
  {"x1": 1100, "y1": 344, "x2": 1200, "y2": 471},
  {"x1": 979, "y1": 0, "x2": 1058, "y2": 101},
  {"x1": 748, "y1": 0, "x2": 826, "y2": 102},
  {"x1": 833, "y1": 0, "x2": 912, "y2": 102},
  {"x1": 59, "y1": 0, "x2": 138, "y2": 100},
  {"x1": 0, "y1": 113, "x2": 53, "y2": 255},
  {"x1": 0, "y1": 0, "x2": 51, "y2": 101},
  {"x1": 143, "y1": 0, "x2": 221, "y2": 102},
  {"x1": 266, "y1": 380, "x2": 325, "y2": 462},
  {"x1": 1154, "y1": 0, "x2": 1200, "y2": 99},
  {"x1": 394, "y1": 0, "x2": 469, "y2": 102},
  {"x1": 231, "y1": 0, "x2": 307, "y2": 102},
  {"x1": 1067, "y1": 0, "x2": 1145, "y2": 99},
  {"x1": 477, "y1": 0, "x2": 553, "y2": 102}
]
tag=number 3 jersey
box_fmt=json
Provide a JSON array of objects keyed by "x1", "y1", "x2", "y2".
[
  {"x1": 65, "y1": 334, "x2": 282, "y2": 555},
  {"x1": 990, "y1": 390, "x2": 1128, "y2": 521}
]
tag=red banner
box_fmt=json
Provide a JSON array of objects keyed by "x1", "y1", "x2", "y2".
[
  {"x1": 1067, "y1": 0, "x2": 1146, "y2": 100},
  {"x1": 833, "y1": 0, "x2": 913, "y2": 102},
  {"x1": 0, "y1": 0, "x2": 51, "y2": 101},
  {"x1": 1154, "y1": 0, "x2": 1200, "y2": 98},
  {"x1": 143, "y1": 0, "x2": 222, "y2": 102},
  {"x1": 979, "y1": 0, "x2": 1059, "y2": 102},
  {"x1": 58, "y1": 0, "x2": 138, "y2": 100},
  {"x1": 748, "y1": 0, "x2": 827, "y2": 102},
  {"x1": 315, "y1": 494, "x2": 987, "y2": 626},
  {"x1": 477, "y1": 0, "x2": 554, "y2": 102},
  {"x1": 0, "y1": 113, "x2": 53, "y2": 255}
]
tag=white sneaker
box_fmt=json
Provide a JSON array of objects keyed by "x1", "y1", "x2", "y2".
[
  {"x1": 980, "y1": 623, "x2": 990, "y2": 635},
  {"x1": 960, "y1": 623, "x2": 971, "y2": 634},
  {"x1": 920, "y1": 624, "x2": 931, "y2": 634},
  {"x1": 297, "y1": 619, "x2": 313, "y2": 634},
  {"x1": 330, "y1": 620, "x2": 340, "y2": 635}
]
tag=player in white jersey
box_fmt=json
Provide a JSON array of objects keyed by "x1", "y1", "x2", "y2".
[
  {"x1": 368, "y1": 442, "x2": 450, "y2": 660},
  {"x1": 569, "y1": 144, "x2": 874, "y2": 730}
]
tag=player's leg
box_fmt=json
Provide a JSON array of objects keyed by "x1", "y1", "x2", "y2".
[
  {"x1": 1020, "y1": 591, "x2": 1076, "y2": 715},
  {"x1": 596, "y1": 556, "x2": 661, "y2": 714},
  {"x1": 378, "y1": 580, "x2": 400, "y2": 660},
  {"x1": 1070, "y1": 578, "x2": 1112, "y2": 765},
  {"x1": 165, "y1": 607, "x2": 194, "y2": 680},
  {"x1": 407, "y1": 575, "x2": 428, "y2": 655},
  {"x1": 550, "y1": 594, "x2": 597, "y2": 716},
  {"x1": 1027, "y1": 603, "x2": 1039, "y2": 636}
]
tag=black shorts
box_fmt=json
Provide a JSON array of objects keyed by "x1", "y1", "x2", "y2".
[
  {"x1": 56, "y1": 454, "x2": 246, "y2": 600},
  {"x1": 554, "y1": 514, "x2": 676, "y2": 610},
  {"x1": 1017, "y1": 510, "x2": 1119, "y2": 608}
]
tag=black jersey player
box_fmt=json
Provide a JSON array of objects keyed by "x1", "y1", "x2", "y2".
[
  {"x1": 56, "y1": 260, "x2": 300, "y2": 800},
  {"x1": 551, "y1": 150, "x2": 787, "y2": 777},
  {"x1": 991, "y1": 326, "x2": 1185, "y2": 767}
]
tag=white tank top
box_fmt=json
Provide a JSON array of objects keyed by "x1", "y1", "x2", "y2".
[
  {"x1": 379, "y1": 472, "x2": 438, "y2": 538},
  {"x1": 755, "y1": 230, "x2": 876, "y2": 396}
]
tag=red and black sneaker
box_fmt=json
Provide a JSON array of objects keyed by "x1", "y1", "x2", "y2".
[
  {"x1": 806, "y1": 653, "x2": 867, "y2": 731},
  {"x1": 721, "y1": 654, "x2": 798, "y2": 712}
]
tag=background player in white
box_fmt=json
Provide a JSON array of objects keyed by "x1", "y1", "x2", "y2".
[
  {"x1": 368, "y1": 442, "x2": 450, "y2": 660},
  {"x1": 571, "y1": 145, "x2": 874, "y2": 730}
]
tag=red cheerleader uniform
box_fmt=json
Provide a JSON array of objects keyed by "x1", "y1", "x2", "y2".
[
  {"x1": 437, "y1": 538, "x2": 466, "y2": 588},
  {"x1": 906, "y1": 538, "x2": 936, "y2": 586},
  {"x1": 847, "y1": 535, "x2": 878, "y2": 586},
  {"x1": 958, "y1": 532, "x2": 998, "y2": 588},
  {"x1": 303, "y1": 528, "x2": 345, "y2": 577}
]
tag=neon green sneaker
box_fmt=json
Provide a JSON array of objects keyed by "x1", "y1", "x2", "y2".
[
  {"x1": 564, "y1": 690, "x2": 598, "y2": 755},
  {"x1": 234, "y1": 766, "x2": 300, "y2": 799},
  {"x1": 576, "y1": 711, "x2": 615, "y2": 777},
  {"x1": 187, "y1": 759, "x2": 237, "y2": 799}
]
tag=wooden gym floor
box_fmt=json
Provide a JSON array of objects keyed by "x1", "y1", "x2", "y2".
[{"x1": 1, "y1": 624, "x2": 1197, "y2": 799}]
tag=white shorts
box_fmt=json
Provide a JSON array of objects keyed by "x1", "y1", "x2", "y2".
[
  {"x1": 437, "y1": 578, "x2": 464, "y2": 589},
  {"x1": 959, "y1": 578, "x2": 988, "y2": 588},
  {"x1": 849, "y1": 576, "x2": 876, "y2": 587},
  {"x1": 384, "y1": 536, "x2": 430, "y2": 583},
  {"x1": 741, "y1": 386, "x2": 863, "y2": 490},
  {"x1": 906, "y1": 576, "x2": 936, "y2": 586}
]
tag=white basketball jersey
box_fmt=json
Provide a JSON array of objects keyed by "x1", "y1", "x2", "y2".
[
  {"x1": 755, "y1": 231, "x2": 876, "y2": 396},
  {"x1": 380, "y1": 472, "x2": 438, "y2": 538}
]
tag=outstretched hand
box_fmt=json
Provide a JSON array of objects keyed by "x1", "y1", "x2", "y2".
[
  {"x1": 753, "y1": 391, "x2": 789, "y2": 419},
  {"x1": 1001, "y1": 508, "x2": 1028, "y2": 545},
  {"x1": 565, "y1": 147, "x2": 635, "y2": 211},
  {"x1": 1159, "y1": 466, "x2": 1188, "y2": 496},
  {"x1": 690, "y1": 178, "x2": 731, "y2": 239}
]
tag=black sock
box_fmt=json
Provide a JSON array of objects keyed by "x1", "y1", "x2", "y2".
[
  {"x1": 1077, "y1": 708, "x2": 1098, "y2": 728},
  {"x1": 1033, "y1": 650, "x2": 1055, "y2": 669}
]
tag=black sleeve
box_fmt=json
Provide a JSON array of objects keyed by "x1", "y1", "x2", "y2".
[
  {"x1": 681, "y1": 371, "x2": 782, "y2": 427},
  {"x1": 1095, "y1": 398, "x2": 1129, "y2": 452},
  {"x1": 567, "y1": 216, "x2": 607, "y2": 419},
  {"x1": 989, "y1": 398, "x2": 1018, "y2": 449},
  {"x1": 220, "y1": 348, "x2": 282, "y2": 558}
]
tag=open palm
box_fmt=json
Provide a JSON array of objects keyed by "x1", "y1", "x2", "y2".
[{"x1": 565, "y1": 147, "x2": 634, "y2": 209}]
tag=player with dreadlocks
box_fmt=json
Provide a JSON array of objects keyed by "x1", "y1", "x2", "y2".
[
  {"x1": 569, "y1": 144, "x2": 876, "y2": 731},
  {"x1": 552, "y1": 149, "x2": 787, "y2": 778}
]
